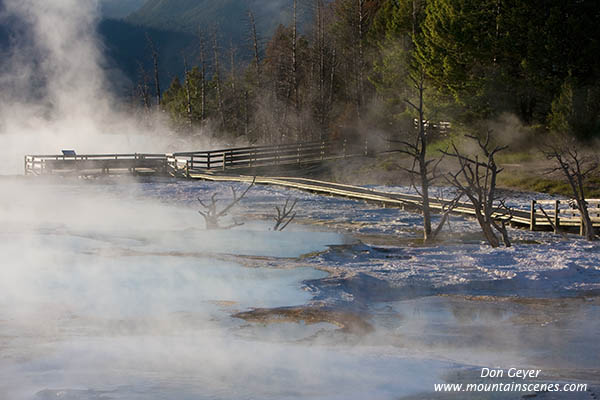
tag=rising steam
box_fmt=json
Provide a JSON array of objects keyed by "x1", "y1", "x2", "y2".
[{"x1": 0, "y1": 0, "x2": 195, "y2": 175}]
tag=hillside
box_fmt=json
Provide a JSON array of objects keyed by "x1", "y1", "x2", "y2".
[
  {"x1": 99, "y1": 19, "x2": 199, "y2": 94},
  {"x1": 126, "y1": 0, "x2": 292, "y2": 41},
  {"x1": 100, "y1": 0, "x2": 145, "y2": 18}
]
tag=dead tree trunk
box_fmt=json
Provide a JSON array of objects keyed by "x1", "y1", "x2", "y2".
[
  {"x1": 291, "y1": 0, "x2": 300, "y2": 140},
  {"x1": 136, "y1": 63, "x2": 151, "y2": 112},
  {"x1": 312, "y1": 0, "x2": 333, "y2": 141},
  {"x1": 213, "y1": 32, "x2": 226, "y2": 130},
  {"x1": 355, "y1": 0, "x2": 365, "y2": 120},
  {"x1": 244, "y1": 90, "x2": 249, "y2": 137},
  {"x1": 198, "y1": 178, "x2": 256, "y2": 230},
  {"x1": 273, "y1": 197, "x2": 298, "y2": 231},
  {"x1": 198, "y1": 34, "x2": 207, "y2": 124},
  {"x1": 329, "y1": 46, "x2": 336, "y2": 118},
  {"x1": 229, "y1": 41, "x2": 237, "y2": 92},
  {"x1": 544, "y1": 143, "x2": 598, "y2": 240},
  {"x1": 145, "y1": 33, "x2": 161, "y2": 107},
  {"x1": 442, "y1": 131, "x2": 513, "y2": 248},
  {"x1": 391, "y1": 71, "x2": 458, "y2": 242},
  {"x1": 316, "y1": 0, "x2": 326, "y2": 139},
  {"x1": 292, "y1": 0, "x2": 299, "y2": 113},
  {"x1": 183, "y1": 55, "x2": 193, "y2": 128},
  {"x1": 248, "y1": 10, "x2": 262, "y2": 89}
]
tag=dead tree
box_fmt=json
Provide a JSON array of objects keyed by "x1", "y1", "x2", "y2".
[
  {"x1": 544, "y1": 141, "x2": 598, "y2": 241},
  {"x1": 198, "y1": 32, "x2": 207, "y2": 124},
  {"x1": 291, "y1": 0, "x2": 299, "y2": 114},
  {"x1": 430, "y1": 189, "x2": 463, "y2": 239},
  {"x1": 145, "y1": 33, "x2": 161, "y2": 107},
  {"x1": 183, "y1": 55, "x2": 193, "y2": 128},
  {"x1": 248, "y1": 10, "x2": 262, "y2": 89},
  {"x1": 273, "y1": 197, "x2": 298, "y2": 231},
  {"x1": 311, "y1": 0, "x2": 334, "y2": 140},
  {"x1": 442, "y1": 131, "x2": 513, "y2": 248},
  {"x1": 212, "y1": 31, "x2": 227, "y2": 130},
  {"x1": 136, "y1": 62, "x2": 151, "y2": 112},
  {"x1": 198, "y1": 178, "x2": 255, "y2": 229},
  {"x1": 229, "y1": 40, "x2": 237, "y2": 92},
  {"x1": 391, "y1": 70, "x2": 459, "y2": 242},
  {"x1": 356, "y1": 0, "x2": 365, "y2": 120}
]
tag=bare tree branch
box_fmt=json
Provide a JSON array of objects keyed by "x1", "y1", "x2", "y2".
[
  {"x1": 197, "y1": 177, "x2": 256, "y2": 229},
  {"x1": 543, "y1": 140, "x2": 598, "y2": 240},
  {"x1": 273, "y1": 197, "x2": 298, "y2": 231},
  {"x1": 444, "y1": 132, "x2": 511, "y2": 248}
]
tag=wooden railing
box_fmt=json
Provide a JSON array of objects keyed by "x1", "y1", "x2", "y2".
[
  {"x1": 167, "y1": 140, "x2": 364, "y2": 177},
  {"x1": 25, "y1": 140, "x2": 366, "y2": 177},
  {"x1": 531, "y1": 199, "x2": 600, "y2": 234},
  {"x1": 24, "y1": 153, "x2": 168, "y2": 175}
]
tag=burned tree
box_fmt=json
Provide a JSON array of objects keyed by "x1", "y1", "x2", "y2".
[
  {"x1": 248, "y1": 10, "x2": 262, "y2": 89},
  {"x1": 544, "y1": 140, "x2": 598, "y2": 241},
  {"x1": 273, "y1": 197, "x2": 298, "y2": 231},
  {"x1": 197, "y1": 178, "x2": 255, "y2": 230},
  {"x1": 145, "y1": 33, "x2": 161, "y2": 107},
  {"x1": 198, "y1": 32, "x2": 208, "y2": 125},
  {"x1": 442, "y1": 132, "x2": 513, "y2": 248},
  {"x1": 291, "y1": 0, "x2": 299, "y2": 116},
  {"x1": 135, "y1": 62, "x2": 152, "y2": 112},
  {"x1": 310, "y1": 0, "x2": 336, "y2": 140},
  {"x1": 392, "y1": 70, "x2": 459, "y2": 242},
  {"x1": 356, "y1": 0, "x2": 365, "y2": 120},
  {"x1": 212, "y1": 31, "x2": 227, "y2": 130},
  {"x1": 183, "y1": 55, "x2": 193, "y2": 128}
]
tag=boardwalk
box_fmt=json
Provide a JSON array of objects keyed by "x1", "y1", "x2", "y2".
[
  {"x1": 24, "y1": 153, "x2": 167, "y2": 176},
  {"x1": 24, "y1": 140, "x2": 600, "y2": 235},
  {"x1": 166, "y1": 140, "x2": 365, "y2": 177},
  {"x1": 25, "y1": 140, "x2": 364, "y2": 177},
  {"x1": 188, "y1": 172, "x2": 600, "y2": 234}
]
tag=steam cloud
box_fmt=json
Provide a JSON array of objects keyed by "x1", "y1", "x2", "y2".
[
  {"x1": 0, "y1": 3, "x2": 481, "y2": 399},
  {"x1": 0, "y1": 0, "x2": 197, "y2": 175}
]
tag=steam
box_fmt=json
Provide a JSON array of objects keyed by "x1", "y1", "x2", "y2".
[
  {"x1": 0, "y1": 3, "x2": 561, "y2": 398},
  {"x1": 0, "y1": 177, "x2": 451, "y2": 399},
  {"x1": 0, "y1": 0, "x2": 199, "y2": 175}
]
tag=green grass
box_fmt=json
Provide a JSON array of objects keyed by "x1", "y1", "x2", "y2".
[
  {"x1": 495, "y1": 152, "x2": 536, "y2": 164},
  {"x1": 350, "y1": 139, "x2": 600, "y2": 199},
  {"x1": 377, "y1": 157, "x2": 401, "y2": 171},
  {"x1": 428, "y1": 134, "x2": 461, "y2": 154},
  {"x1": 499, "y1": 175, "x2": 600, "y2": 198}
]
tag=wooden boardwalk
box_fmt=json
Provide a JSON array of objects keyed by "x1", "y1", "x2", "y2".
[
  {"x1": 25, "y1": 140, "x2": 364, "y2": 177},
  {"x1": 189, "y1": 172, "x2": 600, "y2": 233},
  {"x1": 24, "y1": 153, "x2": 167, "y2": 176},
  {"x1": 166, "y1": 140, "x2": 364, "y2": 177},
  {"x1": 24, "y1": 140, "x2": 600, "y2": 235}
]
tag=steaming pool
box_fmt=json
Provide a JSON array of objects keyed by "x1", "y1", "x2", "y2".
[{"x1": 0, "y1": 177, "x2": 598, "y2": 399}]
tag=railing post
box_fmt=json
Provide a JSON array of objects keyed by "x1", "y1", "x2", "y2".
[
  {"x1": 364, "y1": 137, "x2": 368, "y2": 156},
  {"x1": 207, "y1": 153, "x2": 211, "y2": 170},
  {"x1": 186, "y1": 160, "x2": 190, "y2": 178},
  {"x1": 297, "y1": 143, "x2": 301, "y2": 164},
  {"x1": 554, "y1": 200, "x2": 560, "y2": 233},
  {"x1": 530, "y1": 200, "x2": 536, "y2": 231}
]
